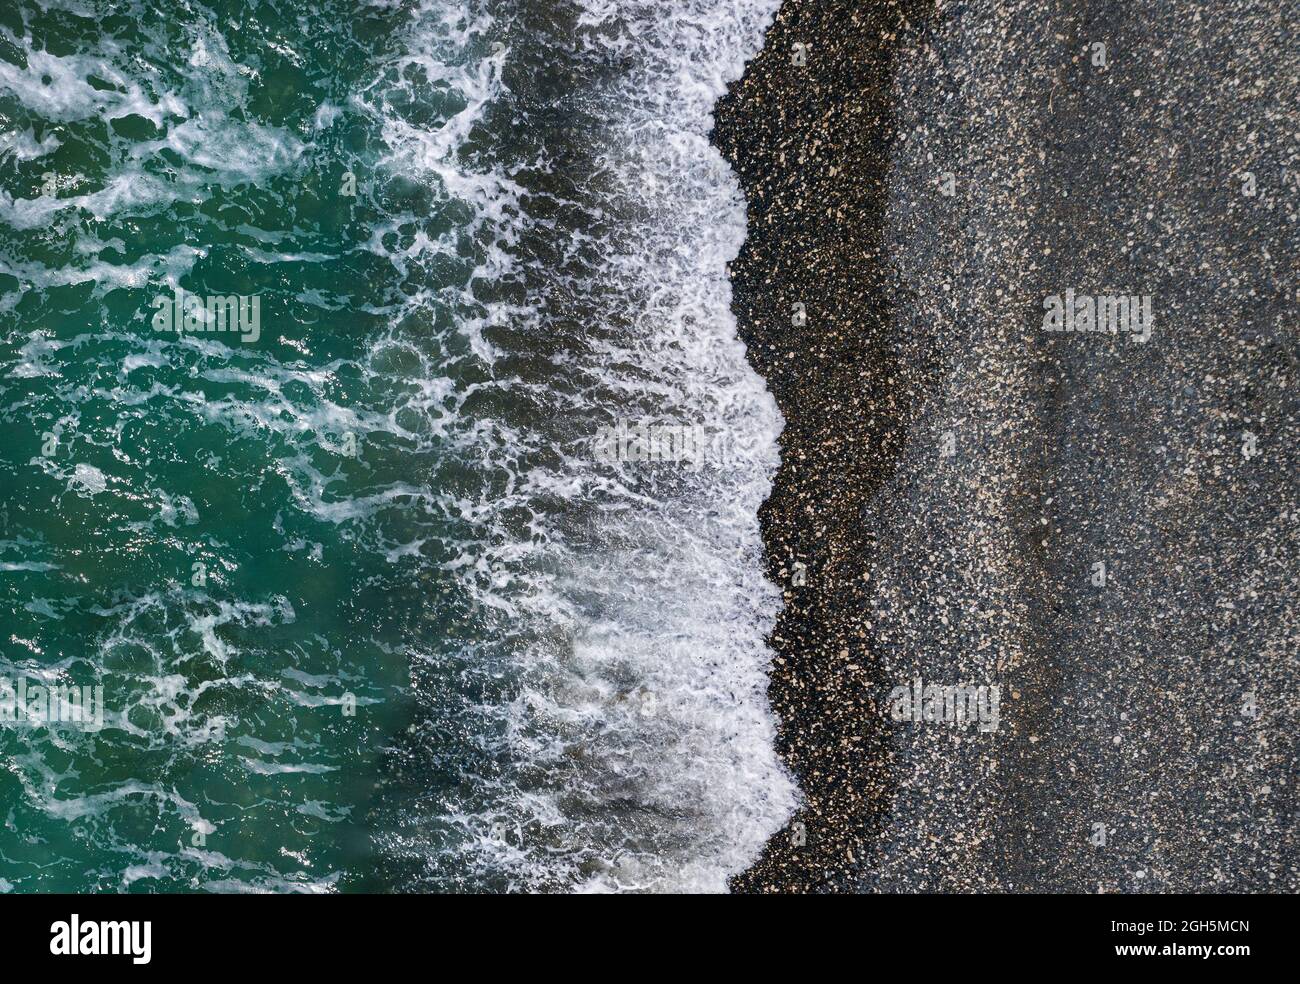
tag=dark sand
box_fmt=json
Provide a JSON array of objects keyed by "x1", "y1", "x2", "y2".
[{"x1": 715, "y1": 0, "x2": 1297, "y2": 892}]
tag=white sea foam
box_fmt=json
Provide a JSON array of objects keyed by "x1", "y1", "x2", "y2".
[{"x1": 364, "y1": 0, "x2": 796, "y2": 893}]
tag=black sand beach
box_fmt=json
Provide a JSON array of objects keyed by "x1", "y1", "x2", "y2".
[{"x1": 716, "y1": 0, "x2": 1297, "y2": 892}]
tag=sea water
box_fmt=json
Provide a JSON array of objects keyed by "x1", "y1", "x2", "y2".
[{"x1": 0, "y1": 0, "x2": 794, "y2": 893}]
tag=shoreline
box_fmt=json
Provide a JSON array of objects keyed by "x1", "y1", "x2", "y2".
[{"x1": 714, "y1": 0, "x2": 937, "y2": 891}]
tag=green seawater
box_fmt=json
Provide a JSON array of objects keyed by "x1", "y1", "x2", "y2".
[
  {"x1": 0, "y1": 0, "x2": 797, "y2": 893},
  {"x1": 0, "y1": 0, "x2": 501, "y2": 892}
]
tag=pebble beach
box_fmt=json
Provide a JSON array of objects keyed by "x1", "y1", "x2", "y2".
[{"x1": 715, "y1": 0, "x2": 1298, "y2": 893}]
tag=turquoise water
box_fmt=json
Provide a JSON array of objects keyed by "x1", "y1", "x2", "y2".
[{"x1": 0, "y1": 0, "x2": 794, "y2": 892}]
